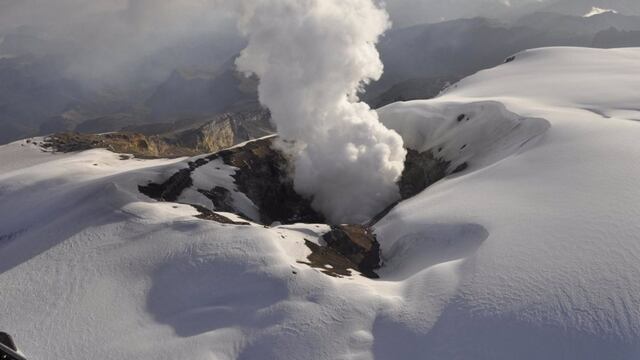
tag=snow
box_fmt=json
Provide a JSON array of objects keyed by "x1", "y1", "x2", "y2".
[
  {"x1": 378, "y1": 100, "x2": 550, "y2": 172},
  {"x1": 2, "y1": 47, "x2": 640, "y2": 359},
  {"x1": 584, "y1": 6, "x2": 618, "y2": 17},
  {"x1": 375, "y1": 47, "x2": 640, "y2": 358},
  {"x1": 182, "y1": 157, "x2": 261, "y2": 221}
]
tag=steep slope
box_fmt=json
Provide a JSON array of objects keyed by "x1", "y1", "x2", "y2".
[
  {"x1": 43, "y1": 107, "x2": 274, "y2": 158},
  {"x1": 1, "y1": 47, "x2": 640, "y2": 359}
]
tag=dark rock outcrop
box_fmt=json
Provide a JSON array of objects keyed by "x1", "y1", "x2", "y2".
[
  {"x1": 138, "y1": 137, "x2": 324, "y2": 225},
  {"x1": 365, "y1": 76, "x2": 458, "y2": 109},
  {"x1": 367, "y1": 148, "x2": 454, "y2": 227},
  {"x1": 298, "y1": 225, "x2": 382, "y2": 279},
  {"x1": 212, "y1": 138, "x2": 325, "y2": 225},
  {"x1": 399, "y1": 149, "x2": 450, "y2": 200},
  {"x1": 139, "y1": 169, "x2": 194, "y2": 203},
  {"x1": 320, "y1": 225, "x2": 382, "y2": 278},
  {"x1": 191, "y1": 205, "x2": 251, "y2": 226},
  {"x1": 198, "y1": 186, "x2": 236, "y2": 214},
  {"x1": 0, "y1": 332, "x2": 18, "y2": 351}
]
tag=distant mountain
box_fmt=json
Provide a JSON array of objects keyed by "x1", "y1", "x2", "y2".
[
  {"x1": 592, "y1": 27, "x2": 640, "y2": 47},
  {"x1": 540, "y1": 0, "x2": 640, "y2": 16},
  {"x1": 364, "y1": 76, "x2": 459, "y2": 109},
  {"x1": 514, "y1": 11, "x2": 640, "y2": 35},
  {"x1": 146, "y1": 58, "x2": 257, "y2": 120},
  {"x1": 0, "y1": 24, "x2": 250, "y2": 144},
  {"x1": 0, "y1": 55, "x2": 90, "y2": 143},
  {"x1": 369, "y1": 17, "x2": 588, "y2": 97},
  {"x1": 0, "y1": 26, "x2": 72, "y2": 57},
  {"x1": 2, "y1": 10, "x2": 640, "y2": 145},
  {"x1": 368, "y1": 13, "x2": 640, "y2": 98}
]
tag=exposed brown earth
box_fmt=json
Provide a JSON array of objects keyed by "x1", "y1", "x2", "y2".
[
  {"x1": 42, "y1": 108, "x2": 274, "y2": 159},
  {"x1": 42, "y1": 132, "x2": 196, "y2": 158}
]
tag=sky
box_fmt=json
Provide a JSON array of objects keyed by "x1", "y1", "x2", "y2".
[
  {"x1": 384, "y1": 0, "x2": 550, "y2": 26},
  {"x1": 0, "y1": 0, "x2": 630, "y2": 82},
  {"x1": 0, "y1": 0, "x2": 240, "y2": 81},
  {"x1": 0, "y1": 0, "x2": 551, "y2": 31}
]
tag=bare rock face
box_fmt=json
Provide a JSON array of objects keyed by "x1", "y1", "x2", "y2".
[
  {"x1": 138, "y1": 137, "x2": 324, "y2": 225},
  {"x1": 399, "y1": 149, "x2": 451, "y2": 200},
  {"x1": 160, "y1": 108, "x2": 274, "y2": 154},
  {"x1": 367, "y1": 149, "x2": 453, "y2": 227},
  {"x1": 191, "y1": 119, "x2": 237, "y2": 154},
  {"x1": 43, "y1": 132, "x2": 177, "y2": 158},
  {"x1": 298, "y1": 225, "x2": 382, "y2": 279},
  {"x1": 319, "y1": 225, "x2": 382, "y2": 278},
  {"x1": 198, "y1": 186, "x2": 236, "y2": 214},
  {"x1": 139, "y1": 169, "x2": 194, "y2": 202},
  {"x1": 42, "y1": 132, "x2": 197, "y2": 158},
  {"x1": 212, "y1": 138, "x2": 325, "y2": 225},
  {"x1": 44, "y1": 108, "x2": 274, "y2": 159}
]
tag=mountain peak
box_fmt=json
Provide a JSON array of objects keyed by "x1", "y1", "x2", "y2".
[{"x1": 584, "y1": 6, "x2": 618, "y2": 17}]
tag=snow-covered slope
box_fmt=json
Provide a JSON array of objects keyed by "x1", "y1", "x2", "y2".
[
  {"x1": 2, "y1": 47, "x2": 640, "y2": 359},
  {"x1": 376, "y1": 47, "x2": 640, "y2": 358}
]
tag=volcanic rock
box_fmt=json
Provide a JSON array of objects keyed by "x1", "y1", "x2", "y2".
[
  {"x1": 212, "y1": 138, "x2": 325, "y2": 225},
  {"x1": 319, "y1": 225, "x2": 382, "y2": 278},
  {"x1": 398, "y1": 148, "x2": 451, "y2": 200}
]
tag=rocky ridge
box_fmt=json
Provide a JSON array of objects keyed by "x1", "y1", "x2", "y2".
[{"x1": 43, "y1": 108, "x2": 274, "y2": 158}]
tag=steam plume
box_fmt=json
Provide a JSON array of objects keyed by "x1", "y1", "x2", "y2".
[{"x1": 227, "y1": 1, "x2": 407, "y2": 224}]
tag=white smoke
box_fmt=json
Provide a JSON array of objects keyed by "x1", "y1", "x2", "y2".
[{"x1": 225, "y1": 0, "x2": 407, "y2": 224}]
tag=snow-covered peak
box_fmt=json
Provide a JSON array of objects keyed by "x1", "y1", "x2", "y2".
[
  {"x1": 584, "y1": 6, "x2": 618, "y2": 17},
  {"x1": 442, "y1": 47, "x2": 640, "y2": 112}
]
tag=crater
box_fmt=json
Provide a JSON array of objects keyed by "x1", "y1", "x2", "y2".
[
  {"x1": 138, "y1": 100, "x2": 549, "y2": 280},
  {"x1": 138, "y1": 136, "x2": 456, "y2": 279}
]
